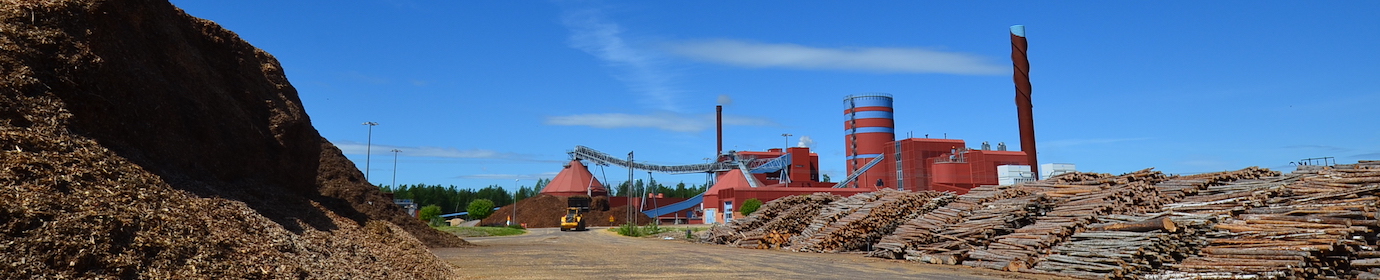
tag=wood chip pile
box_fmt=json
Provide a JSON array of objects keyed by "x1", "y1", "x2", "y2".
[{"x1": 1, "y1": 1, "x2": 466, "y2": 278}]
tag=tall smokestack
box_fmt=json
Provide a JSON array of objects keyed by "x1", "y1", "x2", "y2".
[
  {"x1": 716, "y1": 105, "x2": 723, "y2": 157},
  {"x1": 1011, "y1": 25, "x2": 1039, "y2": 179}
]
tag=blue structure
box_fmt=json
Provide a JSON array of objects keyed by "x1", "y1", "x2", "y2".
[{"x1": 640, "y1": 192, "x2": 704, "y2": 218}]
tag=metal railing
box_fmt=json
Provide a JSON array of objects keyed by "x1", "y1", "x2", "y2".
[{"x1": 570, "y1": 146, "x2": 734, "y2": 174}]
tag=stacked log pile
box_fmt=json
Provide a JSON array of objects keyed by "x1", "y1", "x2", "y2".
[
  {"x1": 869, "y1": 185, "x2": 1035, "y2": 260},
  {"x1": 1145, "y1": 162, "x2": 1380, "y2": 279},
  {"x1": 1031, "y1": 214, "x2": 1215, "y2": 279},
  {"x1": 792, "y1": 191, "x2": 954, "y2": 253},
  {"x1": 883, "y1": 193, "x2": 1052, "y2": 265},
  {"x1": 1017, "y1": 168, "x2": 1291, "y2": 279},
  {"x1": 1155, "y1": 167, "x2": 1281, "y2": 202},
  {"x1": 698, "y1": 162, "x2": 1380, "y2": 279},
  {"x1": 961, "y1": 170, "x2": 1171, "y2": 271},
  {"x1": 786, "y1": 191, "x2": 894, "y2": 247},
  {"x1": 736, "y1": 193, "x2": 845, "y2": 249},
  {"x1": 699, "y1": 193, "x2": 841, "y2": 246}
]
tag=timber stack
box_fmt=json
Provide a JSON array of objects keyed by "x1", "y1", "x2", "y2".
[
  {"x1": 734, "y1": 193, "x2": 843, "y2": 249},
  {"x1": 700, "y1": 193, "x2": 841, "y2": 246},
  {"x1": 785, "y1": 191, "x2": 893, "y2": 248},
  {"x1": 1147, "y1": 161, "x2": 1380, "y2": 279},
  {"x1": 1031, "y1": 214, "x2": 1215, "y2": 279},
  {"x1": 701, "y1": 161, "x2": 1380, "y2": 279},
  {"x1": 869, "y1": 185, "x2": 1034, "y2": 260},
  {"x1": 886, "y1": 192, "x2": 1052, "y2": 265},
  {"x1": 792, "y1": 191, "x2": 953, "y2": 253},
  {"x1": 958, "y1": 169, "x2": 1171, "y2": 272}
]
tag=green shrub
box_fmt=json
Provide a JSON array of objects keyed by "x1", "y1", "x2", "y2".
[
  {"x1": 419, "y1": 205, "x2": 442, "y2": 222},
  {"x1": 467, "y1": 199, "x2": 496, "y2": 220},
  {"x1": 613, "y1": 222, "x2": 672, "y2": 237},
  {"x1": 615, "y1": 223, "x2": 640, "y2": 236},
  {"x1": 740, "y1": 198, "x2": 763, "y2": 216}
]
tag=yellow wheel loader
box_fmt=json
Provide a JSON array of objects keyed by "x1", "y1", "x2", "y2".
[{"x1": 560, "y1": 196, "x2": 590, "y2": 231}]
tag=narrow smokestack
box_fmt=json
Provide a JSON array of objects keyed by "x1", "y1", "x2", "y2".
[
  {"x1": 1011, "y1": 25, "x2": 1039, "y2": 179},
  {"x1": 716, "y1": 105, "x2": 723, "y2": 157}
]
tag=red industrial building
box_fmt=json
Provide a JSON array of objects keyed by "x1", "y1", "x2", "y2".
[
  {"x1": 700, "y1": 94, "x2": 1033, "y2": 223},
  {"x1": 554, "y1": 27, "x2": 1051, "y2": 225}
]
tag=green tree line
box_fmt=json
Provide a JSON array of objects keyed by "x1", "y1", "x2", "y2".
[
  {"x1": 610, "y1": 179, "x2": 710, "y2": 199},
  {"x1": 382, "y1": 178, "x2": 710, "y2": 214}
]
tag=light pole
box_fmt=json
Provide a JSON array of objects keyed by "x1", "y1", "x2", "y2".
[
  {"x1": 362, "y1": 121, "x2": 378, "y2": 182},
  {"x1": 390, "y1": 149, "x2": 402, "y2": 188},
  {"x1": 703, "y1": 157, "x2": 713, "y2": 187},
  {"x1": 649, "y1": 171, "x2": 658, "y2": 223},
  {"x1": 781, "y1": 133, "x2": 792, "y2": 184},
  {"x1": 512, "y1": 179, "x2": 519, "y2": 226},
  {"x1": 626, "y1": 151, "x2": 634, "y2": 225}
]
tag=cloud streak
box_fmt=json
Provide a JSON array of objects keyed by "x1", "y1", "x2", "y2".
[
  {"x1": 335, "y1": 142, "x2": 560, "y2": 163},
  {"x1": 1043, "y1": 138, "x2": 1151, "y2": 149},
  {"x1": 665, "y1": 39, "x2": 1007, "y2": 75},
  {"x1": 544, "y1": 112, "x2": 776, "y2": 132},
  {"x1": 454, "y1": 172, "x2": 561, "y2": 180},
  {"x1": 562, "y1": 8, "x2": 680, "y2": 111},
  {"x1": 1283, "y1": 145, "x2": 1351, "y2": 152},
  {"x1": 1351, "y1": 152, "x2": 1380, "y2": 159}
]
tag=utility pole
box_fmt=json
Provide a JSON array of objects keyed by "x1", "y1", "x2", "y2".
[
  {"x1": 626, "y1": 151, "x2": 634, "y2": 225},
  {"x1": 782, "y1": 133, "x2": 792, "y2": 184},
  {"x1": 512, "y1": 179, "x2": 519, "y2": 226},
  {"x1": 390, "y1": 149, "x2": 402, "y2": 188},
  {"x1": 362, "y1": 122, "x2": 378, "y2": 182},
  {"x1": 649, "y1": 171, "x2": 658, "y2": 223}
]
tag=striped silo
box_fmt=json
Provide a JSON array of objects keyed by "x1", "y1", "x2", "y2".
[{"x1": 843, "y1": 93, "x2": 895, "y2": 188}]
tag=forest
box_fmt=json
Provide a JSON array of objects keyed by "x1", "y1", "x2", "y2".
[{"x1": 380, "y1": 179, "x2": 709, "y2": 214}]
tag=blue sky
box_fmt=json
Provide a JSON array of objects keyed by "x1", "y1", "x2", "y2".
[{"x1": 171, "y1": 1, "x2": 1379, "y2": 192}]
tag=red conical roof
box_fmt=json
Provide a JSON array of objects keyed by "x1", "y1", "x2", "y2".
[
  {"x1": 540, "y1": 160, "x2": 607, "y2": 197},
  {"x1": 708, "y1": 169, "x2": 754, "y2": 194}
]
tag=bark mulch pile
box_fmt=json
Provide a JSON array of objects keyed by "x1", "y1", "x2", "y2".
[
  {"x1": 1, "y1": 0, "x2": 465, "y2": 278},
  {"x1": 480, "y1": 194, "x2": 653, "y2": 228}
]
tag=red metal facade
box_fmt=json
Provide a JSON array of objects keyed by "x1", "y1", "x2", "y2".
[{"x1": 880, "y1": 138, "x2": 1030, "y2": 194}]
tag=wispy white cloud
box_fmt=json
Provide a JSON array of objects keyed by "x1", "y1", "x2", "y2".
[
  {"x1": 342, "y1": 71, "x2": 389, "y2": 85},
  {"x1": 455, "y1": 172, "x2": 561, "y2": 180},
  {"x1": 1282, "y1": 145, "x2": 1351, "y2": 152},
  {"x1": 339, "y1": 142, "x2": 518, "y2": 160},
  {"x1": 1351, "y1": 152, "x2": 1380, "y2": 159},
  {"x1": 562, "y1": 8, "x2": 681, "y2": 111},
  {"x1": 1043, "y1": 138, "x2": 1151, "y2": 149},
  {"x1": 544, "y1": 112, "x2": 776, "y2": 132},
  {"x1": 665, "y1": 39, "x2": 1007, "y2": 75}
]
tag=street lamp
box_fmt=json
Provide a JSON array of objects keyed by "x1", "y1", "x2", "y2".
[
  {"x1": 781, "y1": 133, "x2": 792, "y2": 184},
  {"x1": 362, "y1": 122, "x2": 379, "y2": 182},
  {"x1": 390, "y1": 149, "x2": 402, "y2": 188},
  {"x1": 512, "y1": 179, "x2": 519, "y2": 226}
]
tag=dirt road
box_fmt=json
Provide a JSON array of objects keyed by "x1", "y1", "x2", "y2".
[{"x1": 432, "y1": 227, "x2": 1071, "y2": 280}]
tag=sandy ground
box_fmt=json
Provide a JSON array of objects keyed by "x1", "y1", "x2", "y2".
[{"x1": 432, "y1": 226, "x2": 1075, "y2": 280}]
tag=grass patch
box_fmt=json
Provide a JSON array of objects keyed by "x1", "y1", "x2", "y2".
[
  {"x1": 609, "y1": 223, "x2": 675, "y2": 237},
  {"x1": 434, "y1": 226, "x2": 526, "y2": 237}
]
